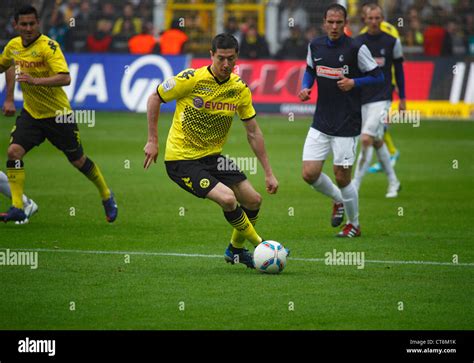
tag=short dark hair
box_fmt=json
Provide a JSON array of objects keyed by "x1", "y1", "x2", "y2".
[
  {"x1": 14, "y1": 5, "x2": 39, "y2": 22},
  {"x1": 211, "y1": 33, "x2": 239, "y2": 53},
  {"x1": 324, "y1": 3, "x2": 347, "y2": 19}
]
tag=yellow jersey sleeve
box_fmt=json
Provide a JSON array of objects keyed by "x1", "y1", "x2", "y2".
[
  {"x1": 237, "y1": 85, "x2": 256, "y2": 121},
  {"x1": 44, "y1": 39, "x2": 69, "y2": 74},
  {"x1": 0, "y1": 42, "x2": 13, "y2": 69},
  {"x1": 157, "y1": 68, "x2": 198, "y2": 103}
]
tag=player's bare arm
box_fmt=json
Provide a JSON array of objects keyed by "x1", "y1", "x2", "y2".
[
  {"x1": 244, "y1": 118, "x2": 278, "y2": 194},
  {"x1": 16, "y1": 72, "x2": 70, "y2": 87},
  {"x1": 3, "y1": 66, "x2": 16, "y2": 116},
  {"x1": 143, "y1": 92, "x2": 161, "y2": 169}
]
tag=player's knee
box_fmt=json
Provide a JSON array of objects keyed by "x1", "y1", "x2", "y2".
[
  {"x1": 220, "y1": 192, "x2": 238, "y2": 211},
  {"x1": 247, "y1": 192, "x2": 262, "y2": 210},
  {"x1": 7, "y1": 144, "x2": 25, "y2": 160},
  {"x1": 373, "y1": 139, "x2": 383, "y2": 149},
  {"x1": 70, "y1": 155, "x2": 86, "y2": 169},
  {"x1": 302, "y1": 169, "x2": 320, "y2": 184},
  {"x1": 334, "y1": 170, "x2": 350, "y2": 187},
  {"x1": 361, "y1": 134, "x2": 373, "y2": 148}
]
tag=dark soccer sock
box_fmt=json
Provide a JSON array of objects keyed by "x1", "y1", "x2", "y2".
[
  {"x1": 231, "y1": 206, "x2": 260, "y2": 248},
  {"x1": 224, "y1": 206, "x2": 262, "y2": 248},
  {"x1": 78, "y1": 157, "x2": 111, "y2": 200},
  {"x1": 6, "y1": 159, "x2": 25, "y2": 209}
]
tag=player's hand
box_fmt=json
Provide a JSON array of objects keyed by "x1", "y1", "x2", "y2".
[
  {"x1": 16, "y1": 73, "x2": 36, "y2": 85},
  {"x1": 143, "y1": 141, "x2": 159, "y2": 169},
  {"x1": 2, "y1": 100, "x2": 16, "y2": 116},
  {"x1": 298, "y1": 88, "x2": 311, "y2": 102},
  {"x1": 265, "y1": 173, "x2": 278, "y2": 194},
  {"x1": 399, "y1": 99, "x2": 406, "y2": 112},
  {"x1": 337, "y1": 76, "x2": 355, "y2": 92}
]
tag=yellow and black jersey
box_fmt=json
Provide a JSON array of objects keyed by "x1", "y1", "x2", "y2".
[
  {"x1": 0, "y1": 34, "x2": 71, "y2": 119},
  {"x1": 157, "y1": 66, "x2": 256, "y2": 161}
]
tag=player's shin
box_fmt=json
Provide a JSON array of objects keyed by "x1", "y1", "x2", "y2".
[
  {"x1": 6, "y1": 160, "x2": 25, "y2": 209},
  {"x1": 78, "y1": 157, "x2": 111, "y2": 200},
  {"x1": 311, "y1": 172, "x2": 343, "y2": 203},
  {"x1": 354, "y1": 146, "x2": 373, "y2": 187},
  {"x1": 230, "y1": 207, "x2": 259, "y2": 248},
  {"x1": 376, "y1": 144, "x2": 397, "y2": 183},
  {"x1": 224, "y1": 206, "x2": 262, "y2": 247},
  {"x1": 340, "y1": 182, "x2": 359, "y2": 227}
]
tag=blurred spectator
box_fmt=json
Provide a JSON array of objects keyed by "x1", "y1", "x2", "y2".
[
  {"x1": 403, "y1": 7, "x2": 424, "y2": 46},
  {"x1": 275, "y1": 26, "x2": 307, "y2": 59},
  {"x1": 159, "y1": 19, "x2": 188, "y2": 55},
  {"x1": 112, "y1": 19, "x2": 136, "y2": 53},
  {"x1": 58, "y1": 0, "x2": 81, "y2": 22},
  {"x1": 279, "y1": 0, "x2": 308, "y2": 43},
  {"x1": 138, "y1": 1, "x2": 153, "y2": 23},
  {"x1": 239, "y1": 25, "x2": 270, "y2": 59},
  {"x1": 305, "y1": 25, "x2": 319, "y2": 43},
  {"x1": 87, "y1": 19, "x2": 113, "y2": 52},
  {"x1": 182, "y1": 15, "x2": 209, "y2": 55},
  {"x1": 113, "y1": 2, "x2": 142, "y2": 35},
  {"x1": 99, "y1": 2, "x2": 117, "y2": 23},
  {"x1": 423, "y1": 13, "x2": 452, "y2": 55},
  {"x1": 48, "y1": 11, "x2": 70, "y2": 50},
  {"x1": 129, "y1": 22, "x2": 159, "y2": 54},
  {"x1": 225, "y1": 16, "x2": 243, "y2": 44}
]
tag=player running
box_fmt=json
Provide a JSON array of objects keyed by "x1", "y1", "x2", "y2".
[
  {"x1": 354, "y1": 3, "x2": 404, "y2": 197},
  {"x1": 144, "y1": 33, "x2": 284, "y2": 268},
  {"x1": 0, "y1": 5, "x2": 117, "y2": 223},
  {"x1": 359, "y1": 2, "x2": 402, "y2": 172},
  {"x1": 298, "y1": 4, "x2": 384, "y2": 238}
]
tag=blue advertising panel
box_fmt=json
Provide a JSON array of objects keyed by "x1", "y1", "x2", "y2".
[{"x1": 0, "y1": 54, "x2": 189, "y2": 113}]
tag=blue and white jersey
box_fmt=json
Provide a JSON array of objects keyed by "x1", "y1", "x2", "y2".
[
  {"x1": 356, "y1": 32, "x2": 403, "y2": 104},
  {"x1": 306, "y1": 34, "x2": 379, "y2": 137}
]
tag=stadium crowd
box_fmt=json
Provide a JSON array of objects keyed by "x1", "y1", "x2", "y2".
[{"x1": 0, "y1": 0, "x2": 473, "y2": 56}]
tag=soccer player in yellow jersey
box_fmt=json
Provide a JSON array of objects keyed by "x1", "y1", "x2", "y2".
[
  {"x1": 144, "y1": 33, "x2": 284, "y2": 268},
  {"x1": 360, "y1": 2, "x2": 403, "y2": 172},
  {"x1": 0, "y1": 5, "x2": 117, "y2": 223}
]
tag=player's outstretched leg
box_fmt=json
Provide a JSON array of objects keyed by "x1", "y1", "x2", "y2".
[
  {"x1": 3, "y1": 145, "x2": 28, "y2": 223},
  {"x1": 0, "y1": 171, "x2": 39, "y2": 224},
  {"x1": 303, "y1": 161, "x2": 345, "y2": 227},
  {"x1": 72, "y1": 156, "x2": 117, "y2": 223},
  {"x1": 374, "y1": 142, "x2": 401, "y2": 198},
  {"x1": 207, "y1": 183, "x2": 260, "y2": 268}
]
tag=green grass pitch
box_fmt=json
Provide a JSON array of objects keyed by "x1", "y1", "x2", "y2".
[{"x1": 0, "y1": 112, "x2": 473, "y2": 330}]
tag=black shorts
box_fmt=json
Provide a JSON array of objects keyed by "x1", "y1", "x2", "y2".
[
  {"x1": 165, "y1": 155, "x2": 247, "y2": 198},
  {"x1": 10, "y1": 109, "x2": 84, "y2": 162}
]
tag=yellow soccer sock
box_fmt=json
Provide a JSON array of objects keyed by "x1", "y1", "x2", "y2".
[
  {"x1": 231, "y1": 207, "x2": 259, "y2": 248},
  {"x1": 224, "y1": 206, "x2": 262, "y2": 247},
  {"x1": 6, "y1": 159, "x2": 25, "y2": 209},
  {"x1": 79, "y1": 158, "x2": 111, "y2": 200},
  {"x1": 383, "y1": 131, "x2": 397, "y2": 156}
]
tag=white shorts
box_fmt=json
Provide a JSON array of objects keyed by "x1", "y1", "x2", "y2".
[
  {"x1": 302, "y1": 127, "x2": 358, "y2": 166},
  {"x1": 361, "y1": 100, "x2": 391, "y2": 140}
]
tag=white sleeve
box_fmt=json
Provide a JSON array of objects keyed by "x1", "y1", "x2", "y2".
[
  {"x1": 357, "y1": 44, "x2": 378, "y2": 73},
  {"x1": 393, "y1": 38, "x2": 404, "y2": 60},
  {"x1": 306, "y1": 44, "x2": 314, "y2": 69}
]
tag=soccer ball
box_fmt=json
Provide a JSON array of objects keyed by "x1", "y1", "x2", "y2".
[{"x1": 253, "y1": 240, "x2": 288, "y2": 274}]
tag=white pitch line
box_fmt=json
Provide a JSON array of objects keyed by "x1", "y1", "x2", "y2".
[{"x1": 2, "y1": 248, "x2": 474, "y2": 267}]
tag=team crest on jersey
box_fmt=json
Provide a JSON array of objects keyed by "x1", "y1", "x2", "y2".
[
  {"x1": 200, "y1": 178, "x2": 210, "y2": 189},
  {"x1": 380, "y1": 48, "x2": 386, "y2": 55},
  {"x1": 193, "y1": 96, "x2": 204, "y2": 108},
  {"x1": 339, "y1": 54, "x2": 344, "y2": 62}
]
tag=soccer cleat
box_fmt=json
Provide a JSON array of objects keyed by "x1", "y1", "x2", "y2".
[
  {"x1": 368, "y1": 161, "x2": 382, "y2": 173},
  {"x1": 224, "y1": 243, "x2": 255, "y2": 268},
  {"x1": 386, "y1": 180, "x2": 401, "y2": 198},
  {"x1": 16, "y1": 198, "x2": 39, "y2": 224},
  {"x1": 2, "y1": 207, "x2": 28, "y2": 223},
  {"x1": 331, "y1": 202, "x2": 345, "y2": 227},
  {"x1": 102, "y1": 192, "x2": 118, "y2": 223},
  {"x1": 336, "y1": 223, "x2": 361, "y2": 238},
  {"x1": 369, "y1": 150, "x2": 400, "y2": 173}
]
